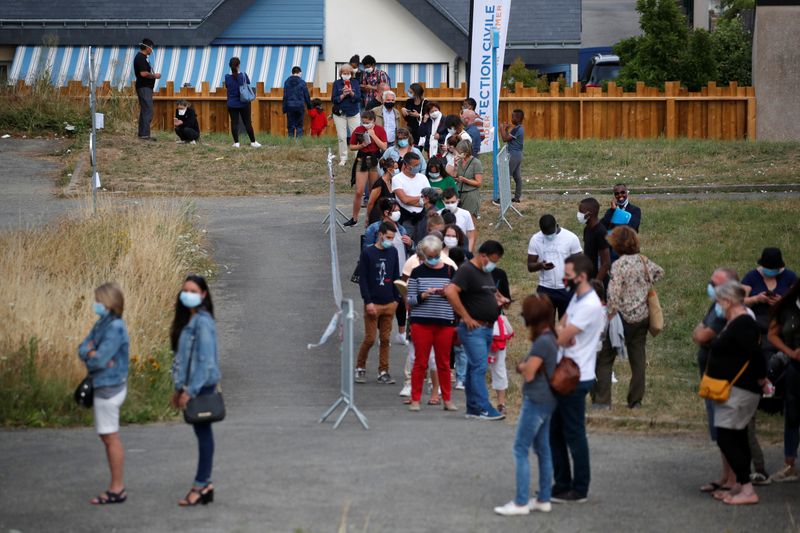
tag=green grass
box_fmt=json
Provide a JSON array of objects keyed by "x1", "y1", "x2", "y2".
[{"x1": 479, "y1": 196, "x2": 799, "y2": 436}]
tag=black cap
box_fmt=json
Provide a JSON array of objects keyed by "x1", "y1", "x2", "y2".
[
  {"x1": 539, "y1": 214, "x2": 557, "y2": 234},
  {"x1": 757, "y1": 247, "x2": 784, "y2": 269}
]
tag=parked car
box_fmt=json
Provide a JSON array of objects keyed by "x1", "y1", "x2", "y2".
[{"x1": 580, "y1": 54, "x2": 620, "y2": 89}]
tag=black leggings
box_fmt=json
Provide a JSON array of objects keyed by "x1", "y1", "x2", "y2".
[
  {"x1": 175, "y1": 127, "x2": 200, "y2": 142},
  {"x1": 396, "y1": 297, "x2": 407, "y2": 329},
  {"x1": 717, "y1": 427, "x2": 752, "y2": 484},
  {"x1": 228, "y1": 105, "x2": 255, "y2": 143}
]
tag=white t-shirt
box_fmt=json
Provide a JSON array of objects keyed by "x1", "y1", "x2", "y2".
[
  {"x1": 392, "y1": 173, "x2": 430, "y2": 213},
  {"x1": 561, "y1": 289, "x2": 605, "y2": 381},
  {"x1": 527, "y1": 228, "x2": 582, "y2": 290},
  {"x1": 439, "y1": 206, "x2": 475, "y2": 235}
]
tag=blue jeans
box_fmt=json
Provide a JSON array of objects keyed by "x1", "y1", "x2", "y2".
[
  {"x1": 550, "y1": 379, "x2": 594, "y2": 497},
  {"x1": 514, "y1": 397, "x2": 555, "y2": 505},
  {"x1": 286, "y1": 108, "x2": 304, "y2": 138},
  {"x1": 192, "y1": 385, "x2": 216, "y2": 486},
  {"x1": 457, "y1": 324, "x2": 493, "y2": 414},
  {"x1": 454, "y1": 345, "x2": 467, "y2": 384}
]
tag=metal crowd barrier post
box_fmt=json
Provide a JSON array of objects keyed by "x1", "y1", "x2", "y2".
[
  {"x1": 496, "y1": 145, "x2": 523, "y2": 229},
  {"x1": 321, "y1": 149, "x2": 349, "y2": 233}
]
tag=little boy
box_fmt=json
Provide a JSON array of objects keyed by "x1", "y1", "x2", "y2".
[
  {"x1": 499, "y1": 109, "x2": 524, "y2": 202},
  {"x1": 308, "y1": 98, "x2": 328, "y2": 137}
]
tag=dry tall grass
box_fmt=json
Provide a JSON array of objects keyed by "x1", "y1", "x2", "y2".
[{"x1": 0, "y1": 198, "x2": 214, "y2": 425}]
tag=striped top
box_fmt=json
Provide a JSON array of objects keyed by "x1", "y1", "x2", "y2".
[{"x1": 407, "y1": 263, "x2": 456, "y2": 326}]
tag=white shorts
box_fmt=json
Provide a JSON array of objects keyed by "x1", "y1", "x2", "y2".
[
  {"x1": 489, "y1": 349, "x2": 508, "y2": 391},
  {"x1": 93, "y1": 387, "x2": 127, "y2": 435}
]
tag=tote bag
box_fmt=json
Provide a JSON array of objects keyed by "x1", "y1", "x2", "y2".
[
  {"x1": 640, "y1": 255, "x2": 664, "y2": 336},
  {"x1": 238, "y1": 73, "x2": 256, "y2": 103}
]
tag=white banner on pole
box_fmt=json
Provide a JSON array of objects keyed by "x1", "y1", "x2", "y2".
[{"x1": 469, "y1": 0, "x2": 511, "y2": 154}]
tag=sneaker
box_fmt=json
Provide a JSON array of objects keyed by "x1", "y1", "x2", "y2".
[
  {"x1": 750, "y1": 472, "x2": 771, "y2": 486},
  {"x1": 477, "y1": 408, "x2": 505, "y2": 421},
  {"x1": 497, "y1": 404, "x2": 506, "y2": 415},
  {"x1": 551, "y1": 490, "x2": 587, "y2": 503},
  {"x1": 493, "y1": 501, "x2": 530, "y2": 516},
  {"x1": 611, "y1": 371, "x2": 618, "y2": 384},
  {"x1": 250, "y1": 141, "x2": 262, "y2": 148},
  {"x1": 398, "y1": 383, "x2": 411, "y2": 397},
  {"x1": 338, "y1": 160, "x2": 347, "y2": 166},
  {"x1": 190, "y1": 140, "x2": 197, "y2": 145},
  {"x1": 392, "y1": 332, "x2": 408, "y2": 345},
  {"x1": 354, "y1": 368, "x2": 366, "y2": 384},
  {"x1": 528, "y1": 500, "x2": 552, "y2": 513},
  {"x1": 769, "y1": 464, "x2": 799, "y2": 483},
  {"x1": 464, "y1": 410, "x2": 481, "y2": 420},
  {"x1": 491, "y1": 199, "x2": 501, "y2": 206},
  {"x1": 343, "y1": 218, "x2": 358, "y2": 227},
  {"x1": 232, "y1": 142, "x2": 240, "y2": 148},
  {"x1": 512, "y1": 197, "x2": 521, "y2": 203},
  {"x1": 377, "y1": 372, "x2": 396, "y2": 384},
  {"x1": 454, "y1": 380, "x2": 465, "y2": 390}
]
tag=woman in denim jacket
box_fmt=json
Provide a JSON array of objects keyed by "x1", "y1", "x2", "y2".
[
  {"x1": 78, "y1": 282, "x2": 130, "y2": 505},
  {"x1": 170, "y1": 274, "x2": 221, "y2": 506}
]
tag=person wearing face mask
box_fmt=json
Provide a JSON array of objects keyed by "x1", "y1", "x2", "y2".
[
  {"x1": 134, "y1": 38, "x2": 160, "y2": 141},
  {"x1": 426, "y1": 159, "x2": 456, "y2": 209},
  {"x1": 356, "y1": 222, "x2": 402, "y2": 385},
  {"x1": 417, "y1": 102, "x2": 447, "y2": 159},
  {"x1": 401, "y1": 83, "x2": 426, "y2": 143},
  {"x1": 78, "y1": 283, "x2": 129, "y2": 505},
  {"x1": 359, "y1": 55, "x2": 390, "y2": 107},
  {"x1": 366, "y1": 158, "x2": 399, "y2": 225},
  {"x1": 452, "y1": 140, "x2": 483, "y2": 223},
  {"x1": 743, "y1": 247, "x2": 798, "y2": 334},
  {"x1": 443, "y1": 115, "x2": 473, "y2": 152},
  {"x1": 444, "y1": 240, "x2": 510, "y2": 421},
  {"x1": 331, "y1": 64, "x2": 362, "y2": 166},
  {"x1": 706, "y1": 281, "x2": 770, "y2": 506},
  {"x1": 528, "y1": 214, "x2": 583, "y2": 319},
  {"x1": 550, "y1": 253, "x2": 606, "y2": 503},
  {"x1": 767, "y1": 281, "x2": 800, "y2": 483},
  {"x1": 173, "y1": 100, "x2": 200, "y2": 144},
  {"x1": 601, "y1": 183, "x2": 641, "y2": 233},
  {"x1": 439, "y1": 187, "x2": 476, "y2": 252},
  {"x1": 411, "y1": 189, "x2": 444, "y2": 245},
  {"x1": 379, "y1": 127, "x2": 427, "y2": 178},
  {"x1": 391, "y1": 152, "x2": 431, "y2": 234},
  {"x1": 169, "y1": 274, "x2": 221, "y2": 507},
  {"x1": 344, "y1": 110, "x2": 388, "y2": 227},
  {"x1": 577, "y1": 197, "x2": 611, "y2": 284},
  {"x1": 371, "y1": 90, "x2": 401, "y2": 146},
  {"x1": 407, "y1": 236, "x2": 459, "y2": 412}
]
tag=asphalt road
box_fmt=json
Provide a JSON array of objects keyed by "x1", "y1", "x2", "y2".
[{"x1": 0, "y1": 142, "x2": 798, "y2": 532}]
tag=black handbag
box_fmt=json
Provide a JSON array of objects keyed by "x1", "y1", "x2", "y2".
[
  {"x1": 182, "y1": 334, "x2": 225, "y2": 424},
  {"x1": 74, "y1": 375, "x2": 94, "y2": 408}
]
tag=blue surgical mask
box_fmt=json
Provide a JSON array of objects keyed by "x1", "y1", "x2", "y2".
[
  {"x1": 425, "y1": 256, "x2": 441, "y2": 266},
  {"x1": 707, "y1": 283, "x2": 717, "y2": 301},
  {"x1": 180, "y1": 291, "x2": 203, "y2": 308},
  {"x1": 714, "y1": 303, "x2": 725, "y2": 318},
  {"x1": 483, "y1": 260, "x2": 497, "y2": 273},
  {"x1": 429, "y1": 172, "x2": 440, "y2": 179},
  {"x1": 381, "y1": 239, "x2": 393, "y2": 249},
  {"x1": 391, "y1": 168, "x2": 400, "y2": 176},
  {"x1": 397, "y1": 139, "x2": 409, "y2": 148},
  {"x1": 761, "y1": 267, "x2": 781, "y2": 278},
  {"x1": 93, "y1": 302, "x2": 109, "y2": 317},
  {"x1": 545, "y1": 233, "x2": 557, "y2": 242}
]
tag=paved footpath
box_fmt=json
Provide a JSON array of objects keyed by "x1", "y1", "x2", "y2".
[{"x1": 0, "y1": 142, "x2": 798, "y2": 532}]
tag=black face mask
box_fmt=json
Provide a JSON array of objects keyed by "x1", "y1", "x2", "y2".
[
  {"x1": 384, "y1": 102, "x2": 395, "y2": 110},
  {"x1": 563, "y1": 277, "x2": 578, "y2": 291}
]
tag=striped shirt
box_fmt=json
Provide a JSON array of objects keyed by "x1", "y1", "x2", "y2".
[{"x1": 407, "y1": 263, "x2": 456, "y2": 326}]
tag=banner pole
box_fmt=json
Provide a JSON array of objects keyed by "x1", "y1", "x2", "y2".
[
  {"x1": 491, "y1": 29, "x2": 500, "y2": 201},
  {"x1": 89, "y1": 46, "x2": 98, "y2": 215}
]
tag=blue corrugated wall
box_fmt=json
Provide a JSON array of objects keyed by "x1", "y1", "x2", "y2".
[{"x1": 213, "y1": 0, "x2": 324, "y2": 46}]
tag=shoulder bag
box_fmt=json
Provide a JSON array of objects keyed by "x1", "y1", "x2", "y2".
[
  {"x1": 543, "y1": 348, "x2": 580, "y2": 396},
  {"x1": 698, "y1": 361, "x2": 749, "y2": 402},
  {"x1": 640, "y1": 255, "x2": 664, "y2": 336},
  {"x1": 74, "y1": 375, "x2": 94, "y2": 408},
  {"x1": 182, "y1": 331, "x2": 226, "y2": 424},
  {"x1": 238, "y1": 73, "x2": 256, "y2": 103}
]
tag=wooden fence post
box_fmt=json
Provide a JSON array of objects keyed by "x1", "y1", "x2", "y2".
[{"x1": 665, "y1": 81, "x2": 678, "y2": 139}]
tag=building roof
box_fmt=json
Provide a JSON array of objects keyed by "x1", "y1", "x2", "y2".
[{"x1": 0, "y1": 0, "x2": 224, "y2": 22}]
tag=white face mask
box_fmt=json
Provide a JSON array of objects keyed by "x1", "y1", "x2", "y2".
[
  {"x1": 390, "y1": 211, "x2": 401, "y2": 222},
  {"x1": 430, "y1": 110, "x2": 442, "y2": 120},
  {"x1": 448, "y1": 127, "x2": 456, "y2": 135},
  {"x1": 362, "y1": 122, "x2": 374, "y2": 130},
  {"x1": 444, "y1": 202, "x2": 458, "y2": 212},
  {"x1": 577, "y1": 211, "x2": 588, "y2": 225},
  {"x1": 177, "y1": 108, "x2": 186, "y2": 116},
  {"x1": 444, "y1": 236, "x2": 459, "y2": 249},
  {"x1": 364, "y1": 67, "x2": 374, "y2": 73},
  {"x1": 341, "y1": 74, "x2": 351, "y2": 81}
]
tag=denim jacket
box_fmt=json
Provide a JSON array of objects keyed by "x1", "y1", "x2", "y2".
[
  {"x1": 172, "y1": 310, "x2": 221, "y2": 398},
  {"x1": 78, "y1": 314, "x2": 129, "y2": 388}
]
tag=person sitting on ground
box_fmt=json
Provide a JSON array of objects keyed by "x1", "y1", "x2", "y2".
[
  {"x1": 344, "y1": 110, "x2": 388, "y2": 227},
  {"x1": 173, "y1": 99, "x2": 200, "y2": 144},
  {"x1": 706, "y1": 281, "x2": 770, "y2": 506},
  {"x1": 366, "y1": 158, "x2": 398, "y2": 226},
  {"x1": 527, "y1": 214, "x2": 583, "y2": 319},
  {"x1": 78, "y1": 282, "x2": 129, "y2": 505},
  {"x1": 577, "y1": 197, "x2": 611, "y2": 283},
  {"x1": 391, "y1": 152, "x2": 430, "y2": 235},
  {"x1": 308, "y1": 98, "x2": 328, "y2": 137},
  {"x1": 440, "y1": 187, "x2": 476, "y2": 251},
  {"x1": 494, "y1": 294, "x2": 560, "y2": 516},
  {"x1": 601, "y1": 183, "x2": 642, "y2": 233},
  {"x1": 426, "y1": 158, "x2": 456, "y2": 210},
  {"x1": 356, "y1": 222, "x2": 402, "y2": 385}
]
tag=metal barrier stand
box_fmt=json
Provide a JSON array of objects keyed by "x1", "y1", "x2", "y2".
[
  {"x1": 496, "y1": 145, "x2": 523, "y2": 229},
  {"x1": 321, "y1": 149, "x2": 349, "y2": 233}
]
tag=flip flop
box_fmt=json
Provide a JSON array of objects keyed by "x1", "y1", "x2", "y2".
[
  {"x1": 402, "y1": 398, "x2": 412, "y2": 405},
  {"x1": 91, "y1": 489, "x2": 127, "y2": 505},
  {"x1": 427, "y1": 398, "x2": 441, "y2": 406},
  {"x1": 700, "y1": 482, "x2": 726, "y2": 493}
]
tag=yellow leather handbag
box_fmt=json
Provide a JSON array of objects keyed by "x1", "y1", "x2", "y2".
[{"x1": 698, "y1": 361, "x2": 749, "y2": 402}]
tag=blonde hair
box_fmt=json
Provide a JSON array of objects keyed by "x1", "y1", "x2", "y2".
[{"x1": 95, "y1": 282, "x2": 124, "y2": 317}]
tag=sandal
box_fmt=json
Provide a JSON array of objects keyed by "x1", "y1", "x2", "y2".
[
  {"x1": 699, "y1": 482, "x2": 727, "y2": 493},
  {"x1": 402, "y1": 398, "x2": 412, "y2": 405},
  {"x1": 427, "y1": 398, "x2": 441, "y2": 406},
  {"x1": 91, "y1": 488, "x2": 127, "y2": 505},
  {"x1": 179, "y1": 484, "x2": 214, "y2": 507}
]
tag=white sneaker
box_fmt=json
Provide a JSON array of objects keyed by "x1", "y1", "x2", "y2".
[
  {"x1": 393, "y1": 332, "x2": 408, "y2": 345},
  {"x1": 611, "y1": 372, "x2": 618, "y2": 384},
  {"x1": 528, "y1": 500, "x2": 552, "y2": 513},
  {"x1": 399, "y1": 383, "x2": 411, "y2": 397},
  {"x1": 455, "y1": 380, "x2": 465, "y2": 390},
  {"x1": 250, "y1": 141, "x2": 262, "y2": 148},
  {"x1": 338, "y1": 159, "x2": 347, "y2": 166},
  {"x1": 232, "y1": 142, "x2": 240, "y2": 148},
  {"x1": 494, "y1": 501, "x2": 530, "y2": 516},
  {"x1": 190, "y1": 140, "x2": 197, "y2": 145}
]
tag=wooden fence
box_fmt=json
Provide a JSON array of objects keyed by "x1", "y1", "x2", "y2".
[{"x1": 47, "y1": 79, "x2": 757, "y2": 140}]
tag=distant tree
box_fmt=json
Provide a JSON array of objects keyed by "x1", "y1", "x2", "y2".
[
  {"x1": 719, "y1": 0, "x2": 754, "y2": 20},
  {"x1": 502, "y1": 57, "x2": 541, "y2": 92},
  {"x1": 712, "y1": 18, "x2": 752, "y2": 85},
  {"x1": 682, "y1": 29, "x2": 717, "y2": 91}
]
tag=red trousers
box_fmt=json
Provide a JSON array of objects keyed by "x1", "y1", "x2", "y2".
[{"x1": 410, "y1": 323, "x2": 455, "y2": 403}]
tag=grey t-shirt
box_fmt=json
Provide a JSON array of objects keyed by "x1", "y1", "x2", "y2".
[{"x1": 522, "y1": 331, "x2": 558, "y2": 406}]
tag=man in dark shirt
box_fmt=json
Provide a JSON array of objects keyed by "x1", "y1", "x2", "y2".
[
  {"x1": 133, "y1": 38, "x2": 160, "y2": 141},
  {"x1": 445, "y1": 240, "x2": 510, "y2": 420},
  {"x1": 356, "y1": 222, "x2": 401, "y2": 385},
  {"x1": 601, "y1": 184, "x2": 642, "y2": 233},
  {"x1": 577, "y1": 197, "x2": 610, "y2": 282}
]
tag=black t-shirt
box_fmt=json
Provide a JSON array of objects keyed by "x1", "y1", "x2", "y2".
[
  {"x1": 583, "y1": 222, "x2": 609, "y2": 278},
  {"x1": 134, "y1": 52, "x2": 154, "y2": 89},
  {"x1": 776, "y1": 303, "x2": 800, "y2": 370},
  {"x1": 451, "y1": 262, "x2": 500, "y2": 323},
  {"x1": 707, "y1": 315, "x2": 767, "y2": 394},
  {"x1": 491, "y1": 268, "x2": 511, "y2": 300},
  {"x1": 403, "y1": 98, "x2": 425, "y2": 137},
  {"x1": 368, "y1": 178, "x2": 393, "y2": 224}
]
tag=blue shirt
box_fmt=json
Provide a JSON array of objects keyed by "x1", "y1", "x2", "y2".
[
  {"x1": 742, "y1": 268, "x2": 799, "y2": 329},
  {"x1": 172, "y1": 310, "x2": 221, "y2": 398},
  {"x1": 332, "y1": 78, "x2": 362, "y2": 117},
  {"x1": 465, "y1": 125, "x2": 482, "y2": 156},
  {"x1": 78, "y1": 314, "x2": 129, "y2": 389},
  {"x1": 225, "y1": 72, "x2": 251, "y2": 109},
  {"x1": 364, "y1": 219, "x2": 407, "y2": 248},
  {"x1": 358, "y1": 245, "x2": 400, "y2": 305},
  {"x1": 508, "y1": 124, "x2": 524, "y2": 153}
]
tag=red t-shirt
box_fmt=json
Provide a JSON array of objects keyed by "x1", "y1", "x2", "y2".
[{"x1": 350, "y1": 125, "x2": 387, "y2": 154}]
